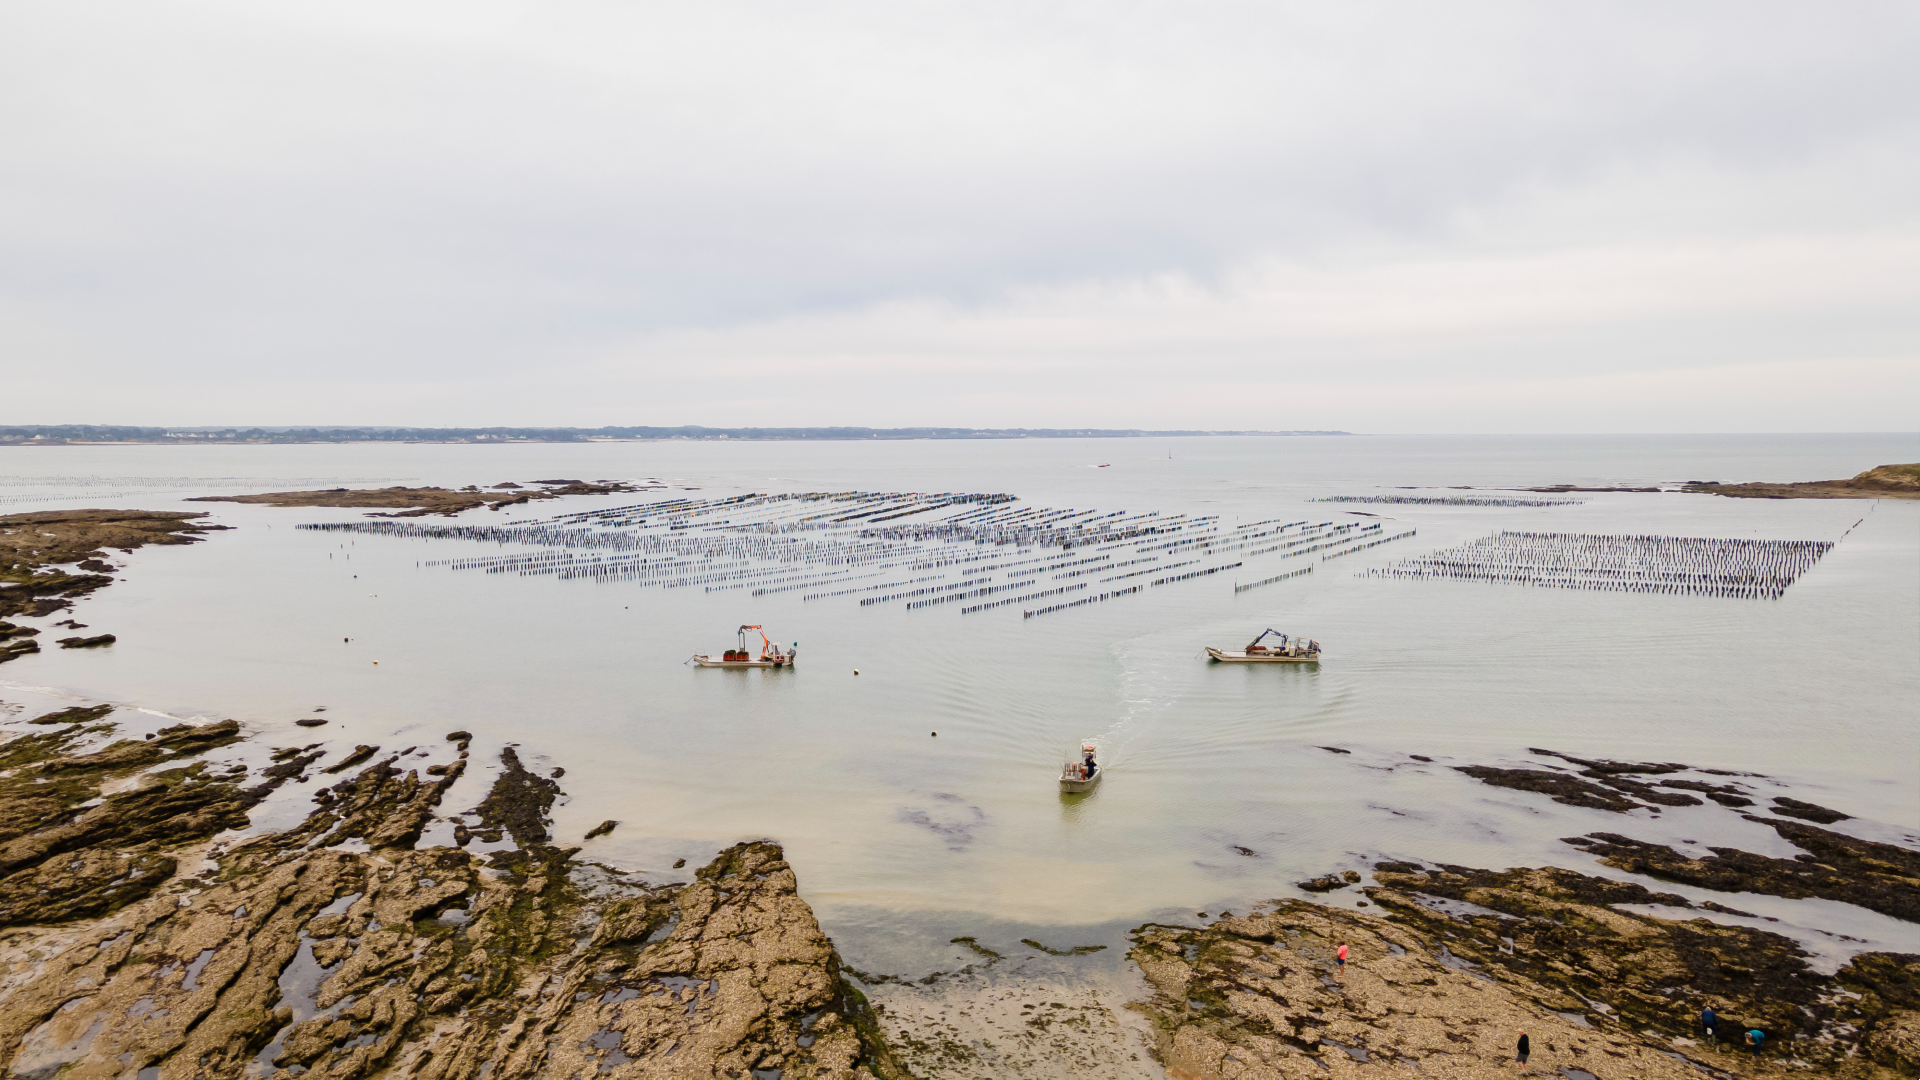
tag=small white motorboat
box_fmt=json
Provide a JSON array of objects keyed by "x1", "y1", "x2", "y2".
[
  {"x1": 1060, "y1": 742, "x2": 1101, "y2": 793},
  {"x1": 1206, "y1": 628, "x2": 1321, "y2": 664},
  {"x1": 691, "y1": 624, "x2": 797, "y2": 668}
]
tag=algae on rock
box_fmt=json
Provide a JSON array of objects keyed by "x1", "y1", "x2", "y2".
[
  {"x1": 1127, "y1": 861, "x2": 1920, "y2": 1080},
  {"x1": 0, "y1": 719, "x2": 905, "y2": 1080}
]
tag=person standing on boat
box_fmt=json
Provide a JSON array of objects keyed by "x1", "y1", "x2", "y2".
[{"x1": 1082, "y1": 748, "x2": 1097, "y2": 779}]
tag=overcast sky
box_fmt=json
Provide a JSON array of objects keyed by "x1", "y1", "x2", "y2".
[{"x1": 3, "y1": 1, "x2": 1916, "y2": 432}]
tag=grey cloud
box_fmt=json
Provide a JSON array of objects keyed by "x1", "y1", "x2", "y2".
[{"x1": 0, "y1": 1, "x2": 1916, "y2": 418}]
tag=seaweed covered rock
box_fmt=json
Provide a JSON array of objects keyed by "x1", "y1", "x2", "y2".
[
  {"x1": 1130, "y1": 900, "x2": 1706, "y2": 1080},
  {"x1": 1458, "y1": 752, "x2": 1709, "y2": 812},
  {"x1": 1132, "y1": 862, "x2": 1920, "y2": 1079},
  {"x1": 25, "y1": 703, "x2": 110, "y2": 725},
  {"x1": 0, "y1": 726, "x2": 904, "y2": 1080},
  {"x1": 1295, "y1": 870, "x2": 1359, "y2": 892},
  {"x1": 465, "y1": 745, "x2": 560, "y2": 846},
  {"x1": 1567, "y1": 825, "x2": 1920, "y2": 924},
  {"x1": 1769, "y1": 795, "x2": 1851, "y2": 824},
  {"x1": 188, "y1": 480, "x2": 645, "y2": 517},
  {"x1": 1363, "y1": 863, "x2": 1920, "y2": 1075},
  {"x1": 0, "y1": 509, "x2": 222, "y2": 620},
  {"x1": 0, "y1": 716, "x2": 255, "y2": 927}
]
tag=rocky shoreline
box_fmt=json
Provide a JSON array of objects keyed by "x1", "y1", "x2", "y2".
[
  {"x1": 3, "y1": 701, "x2": 1914, "y2": 1079},
  {"x1": 1121, "y1": 748, "x2": 1920, "y2": 1080},
  {"x1": 0, "y1": 707, "x2": 906, "y2": 1079},
  {"x1": 0, "y1": 508, "x2": 225, "y2": 663},
  {"x1": 1128, "y1": 871, "x2": 1918, "y2": 1080},
  {"x1": 1683, "y1": 462, "x2": 1920, "y2": 500}
]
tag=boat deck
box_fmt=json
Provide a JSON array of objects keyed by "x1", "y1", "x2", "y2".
[{"x1": 1206, "y1": 647, "x2": 1320, "y2": 663}]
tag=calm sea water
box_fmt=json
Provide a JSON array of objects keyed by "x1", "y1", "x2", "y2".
[{"x1": 3, "y1": 434, "x2": 1917, "y2": 973}]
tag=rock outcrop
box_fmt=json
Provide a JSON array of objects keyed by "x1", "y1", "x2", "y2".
[
  {"x1": 188, "y1": 479, "x2": 645, "y2": 517},
  {"x1": 0, "y1": 509, "x2": 223, "y2": 624},
  {"x1": 1567, "y1": 819, "x2": 1920, "y2": 923},
  {"x1": 1686, "y1": 462, "x2": 1920, "y2": 500},
  {"x1": 0, "y1": 715, "x2": 904, "y2": 1079},
  {"x1": 1129, "y1": 861, "x2": 1920, "y2": 1080}
]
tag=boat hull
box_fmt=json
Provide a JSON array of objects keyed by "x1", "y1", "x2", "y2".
[
  {"x1": 1059, "y1": 773, "x2": 1101, "y2": 794},
  {"x1": 1205, "y1": 647, "x2": 1319, "y2": 663},
  {"x1": 691, "y1": 654, "x2": 793, "y2": 668}
]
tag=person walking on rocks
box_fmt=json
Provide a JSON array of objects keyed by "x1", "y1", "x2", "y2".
[
  {"x1": 1336, "y1": 942, "x2": 1348, "y2": 978},
  {"x1": 1515, "y1": 1031, "x2": 1530, "y2": 1072},
  {"x1": 1702, "y1": 1005, "x2": 1717, "y2": 1050}
]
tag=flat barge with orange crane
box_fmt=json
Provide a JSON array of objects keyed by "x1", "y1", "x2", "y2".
[{"x1": 691, "y1": 625, "x2": 797, "y2": 668}]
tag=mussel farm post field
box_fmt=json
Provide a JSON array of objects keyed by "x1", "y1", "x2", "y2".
[
  {"x1": 1369, "y1": 532, "x2": 1832, "y2": 600},
  {"x1": 298, "y1": 491, "x2": 1417, "y2": 616}
]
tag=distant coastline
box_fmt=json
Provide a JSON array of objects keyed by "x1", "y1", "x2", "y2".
[{"x1": 0, "y1": 424, "x2": 1349, "y2": 445}]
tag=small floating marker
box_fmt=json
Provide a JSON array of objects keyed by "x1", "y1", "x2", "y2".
[
  {"x1": 853, "y1": 669, "x2": 859, "y2": 675},
  {"x1": 373, "y1": 661, "x2": 379, "y2": 665},
  {"x1": 931, "y1": 731, "x2": 937, "y2": 737}
]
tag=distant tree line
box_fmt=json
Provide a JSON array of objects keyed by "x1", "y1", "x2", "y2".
[{"x1": 1, "y1": 425, "x2": 1347, "y2": 444}]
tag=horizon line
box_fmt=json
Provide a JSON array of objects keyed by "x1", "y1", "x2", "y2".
[{"x1": 0, "y1": 424, "x2": 1352, "y2": 444}]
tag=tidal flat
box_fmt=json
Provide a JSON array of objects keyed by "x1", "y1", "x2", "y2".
[
  {"x1": 0, "y1": 434, "x2": 1914, "y2": 1077},
  {"x1": 0, "y1": 692, "x2": 1915, "y2": 1077}
]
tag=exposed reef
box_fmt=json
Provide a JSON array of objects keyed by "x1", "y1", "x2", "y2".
[
  {"x1": 1453, "y1": 749, "x2": 1919, "y2": 926},
  {"x1": 1131, "y1": 859, "x2": 1920, "y2": 1079},
  {"x1": 1771, "y1": 795, "x2": 1851, "y2": 823},
  {"x1": 1121, "y1": 746, "x2": 1920, "y2": 1078},
  {"x1": 1567, "y1": 817, "x2": 1920, "y2": 924},
  {"x1": 0, "y1": 509, "x2": 223, "y2": 633},
  {"x1": 1522, "y1": 483, "x2": 1663, "y2": 493},
  {"x1": 0, "y1": 713, "x2": 904, "y2": 1079},
  {"x1": 1453, "y1": 748, "x2": 1787, "y2": 813},
  {"x1": 188, "y1": 479, "x2": 645, "y2": 517},
  {"x1": 0, "y1": 716, "x2": 251, "y2": 928},
  {"x1": 1686, "y1": 462, "x2": 1920, "y2": 500},
  {"x1": 1296, "y1": 871, "x2": 1361, "y2": 892}
]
